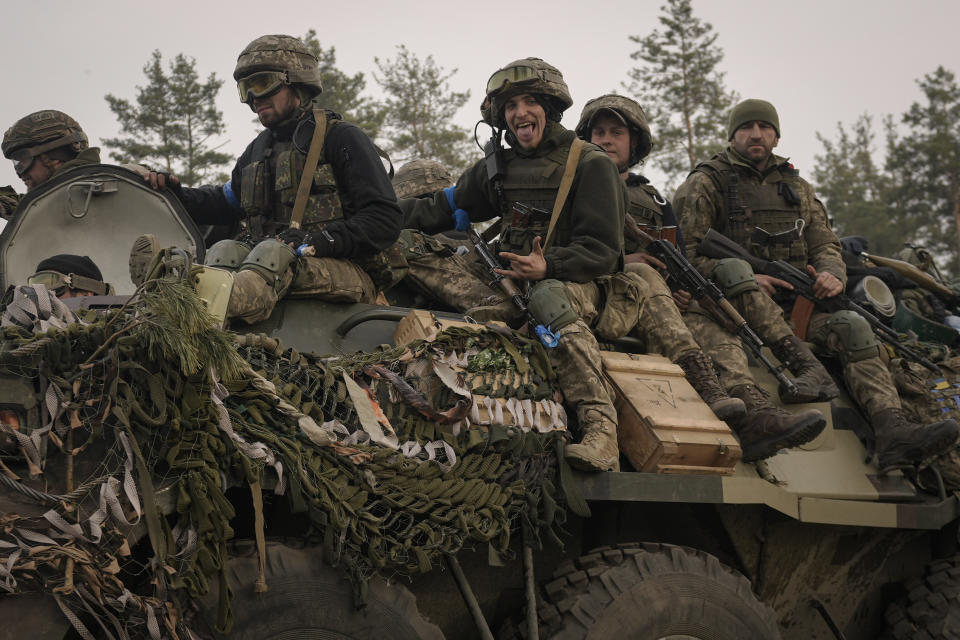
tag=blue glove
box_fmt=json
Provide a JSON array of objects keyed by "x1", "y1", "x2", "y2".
[{"x1": 444, "y1": 186, "x2": 471, "y2": 232}]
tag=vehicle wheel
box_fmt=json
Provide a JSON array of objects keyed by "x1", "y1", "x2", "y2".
[
  {"x1": 882, "y1": 554, "x2": 960, "y2": 639},
  {"x1": 195, "y1": 540, "x2": 443, "y2": 640},
  {"x1": 505, "y1": 542, "x2": 780, "y2": 640}
]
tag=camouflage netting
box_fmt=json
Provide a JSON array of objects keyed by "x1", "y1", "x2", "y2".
[{"x1": 0, "y1": 280, "x2": 577, "y2": 639}]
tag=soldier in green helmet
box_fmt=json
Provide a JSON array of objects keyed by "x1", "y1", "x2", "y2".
[
  {"x1": 138, "y1": 35, "x2": 402, "y2": 323},
  {"x1": 675, "y1": 98, "x2": 959, "y2": 468},
  {"x1": 0, "y1": 110, "x2": 99, "y2": 216},
  {"x1": 575, "y1": 94, "x2": 827, "y2": 462},
  {"x1": 392, "y1": 159, "x2": 454, "y2": 200}
]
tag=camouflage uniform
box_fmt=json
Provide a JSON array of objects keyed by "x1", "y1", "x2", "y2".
[
  {"x1": 676, "y1": 105, "x2": 958, "y2": 467},
  {"x1": 174, "y1": 36, "x2": 401, "y2": 324},
  {"x1": 402, "y1": 59, "x2": 625, "y2": 472}
]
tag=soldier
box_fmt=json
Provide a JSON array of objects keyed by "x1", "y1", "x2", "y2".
[
  {"x1": 27, "y1": 255, "x2": 111, "y2": 298},
  {"x1": 138, "y1": 35, "x2": 402, "y2": 323},
  {"x1": 1, "y1": 110, "x2": 98, "y2": 205},
  {"x1": 675, "y1": 98, "x2": 959, "y2": 468},
  {"x1": 576, "y1": 94, "x2": 825, "y2": 462},
  {"x1": 401, "y1": 59, "x2": 742, "y2": 471}
]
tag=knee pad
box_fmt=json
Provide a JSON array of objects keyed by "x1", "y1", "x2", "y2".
[
  {"x1": 711, "y1": 258, "x2": 759, "y2": 298},
  {"x1": 825, "y1": 310, "x2": 879, "y2": 363},
  {"x1": 528, "y1": 279, "x2": 578, "y2": 331},
  {"x1": 204, "y1": 239, "x2": 252, "y2": 270},
  {"x1": 238, "y1": 238, "x2": 297, "y2": 291}
]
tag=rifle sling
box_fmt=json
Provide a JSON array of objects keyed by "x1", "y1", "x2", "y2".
[
  {"x1": 543, "y1": 137, "x2": 584, "y2": 251},
  {"x1": 290, "y1": 109, "x2": 327, "y2": 231}
]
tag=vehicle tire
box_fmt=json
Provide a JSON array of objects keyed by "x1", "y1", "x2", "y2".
[
  {"x1": 505, "y1": 542, "x2": 780, "y2": 640},
  {"x1": 195, "y1": 540, "x2": 443, "y2": 640},
  {"x1": 882, "y1": 554, "x2": 960, "y2": 639}
]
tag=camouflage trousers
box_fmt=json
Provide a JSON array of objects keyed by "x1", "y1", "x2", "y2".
[
  {"x1": 228, "y1": 256, "x2": 377, "y2": 325},
  {"x1": 623, "y1": 263, "x2": 701, "y2": 362},
  {"x1": 406, "y1": 251, "x2": 618, "y2": 434},
  {"x1": 689, "y1": 288, "x2": 901, "y2": 416}
]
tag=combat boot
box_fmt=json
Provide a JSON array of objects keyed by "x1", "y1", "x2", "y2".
[
  {"x1": 676, "y1": 350, "x2": 746, "y2": 422},
  {"x1": 129, "y1": 234, "x2": 160, "y2": 286},
  {"x1": 872, "y1": 408, "x2": 959, "y2": 469},
  {"x1": 564, "y1": 419, "x2": 620, "y2": 472},
  {"x1": 770, "y1": 335, "x2": 840, "y2": 404},
  {"x1": 729, "y1": 384, "x2": 827, "y2": 462}
]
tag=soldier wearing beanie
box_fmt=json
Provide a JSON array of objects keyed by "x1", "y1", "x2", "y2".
[
  {"x1": 28, "y1": 254, "x2": 110, "y2": 298},
  {"x1": 674, "y1": 98, "x2": 959, "y2": 469}
]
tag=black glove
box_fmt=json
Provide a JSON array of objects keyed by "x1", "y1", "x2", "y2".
[{"x1": 277, "y1": 227, "x2": 310, "y2": 247}]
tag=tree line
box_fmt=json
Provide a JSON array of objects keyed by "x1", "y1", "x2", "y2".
[{"x1": 102, "y1": 1, "x2": 959, "y2": 275}]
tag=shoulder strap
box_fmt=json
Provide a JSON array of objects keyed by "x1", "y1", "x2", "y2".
[
  {"x1": 543, "y1": 137, "x2": 585, "y2": 250},
  {"x1": 289, "y1": 109, "x2": 328, "y2": 230}
]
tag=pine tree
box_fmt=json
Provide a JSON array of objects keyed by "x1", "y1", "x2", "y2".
[
  {"x1": 812, "y1": 114, "x2": 900, "y2": 256},
  {"x1": 373, "y1": 45, "x2": 478, "y2": 174},
  {"x1": 625, "y1": 0, "x2": 738, "y2": 190},
  {"x1": 104, "y1": 50, "x2": 231, "y2": 186},
  {"x1": 300, "y1": 30, "x2": 384, "y2": 139},
  {"x1": 885, "y1": 66, "x2": 960, "y2": 275}
]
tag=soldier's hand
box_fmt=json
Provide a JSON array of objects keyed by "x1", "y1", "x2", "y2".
[
  {"x1": 624, "y1": 251, "x2": 666, "y2": 270},
  {"x1": 497, "y1": 236, "x2": 548, "y2": 281},
  {"x1": 755, "y1": 274, "x2": 793, "y2": 297},
  {"x1": 672, "y1": 289, "x2": 692, "y2": 312},
  {"x1": 807, "y1": 265, "x2": 843, "y2": 298},
  {"x1": 123, "y1": 164, "x2": 181, "y2": 192}
]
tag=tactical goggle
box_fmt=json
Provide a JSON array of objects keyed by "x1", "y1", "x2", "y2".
[
  {"x1": 237, "y1": 71, "x2": 289, "y2": 102},
  {"x1": 7, "y1": 133, "x2": 85, "y2": 178},
  {"x1": 485, "y1": 65, "x2": 540, "y2": 96},
  {"x1": 27, "y1": 270, "x2": 110, "y2": 296}
]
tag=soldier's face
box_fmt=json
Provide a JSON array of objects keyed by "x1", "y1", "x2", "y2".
[
  {"x1": 504, "y1": 94, "x2": 546, "y2": 150},
  {"x1": 20, "y1": 157, "x2": 55, "y2": 192},
  {"x1": 252, "y1": 85, "x2": 301, "y2": 127},
  {"x1": 590, "y1": 115, "x2": 632, "y2": 172},
  {"x1": 731, "y1": 120, "x2": 779, "y2": 167}
]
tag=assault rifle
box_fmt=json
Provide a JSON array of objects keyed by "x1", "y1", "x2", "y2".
[
  {"x1": 699, "y1": 228, "x2": 941, "y2": 373},
  {"x1": 632, "y1": 225, "x2": 799, "y2": 396},
  {"x1": 467, "y1": 227, "x2": 559, "y2": 348}
]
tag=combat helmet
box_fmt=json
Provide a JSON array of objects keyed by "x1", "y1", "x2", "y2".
[
  {"x1": 483, "y1": 58, "x2": 572, "y2": 126},
  {"x1": 2, "y1": 110, "x2": 88, "y2": 176},
  {"x1": 234, "y1": 34, "x2": 323, "y2": 102},
  {"x1": 576, "y1": 94, "x2": 652, "y2": 165},
  {"x1": 393, "y1": 160, "x2": 453, "y2": 199}
]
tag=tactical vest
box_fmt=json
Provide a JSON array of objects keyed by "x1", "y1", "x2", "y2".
[
  {"x1": 694, "y1": 152, "x2": 808, "y2": 270},
  {"x1": 497, "y1": 140, "x2": 586, "y2": 255},
  {"x1": 625, "y1": 180, "x2": 671, "y2": 253},
  {"x1": 239, "y1": 111, "x2": 344, "y2": 236}
]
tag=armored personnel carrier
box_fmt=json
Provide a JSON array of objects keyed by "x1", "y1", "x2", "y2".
[{"x1": 0, "y1": 164, "x2": 958, "y2": 640}]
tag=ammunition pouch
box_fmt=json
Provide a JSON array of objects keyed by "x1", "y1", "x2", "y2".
[
  {"x1": 205, "y1": 239, "x2": 252, "y2": 270},
  {"x1": 528, "y1": 279, "x2": 578, "y2": 331},
  {"x1": 238, "y1": 238, "x2": 297, "y2": 293},
  {"x1": 823, "y1": 310, "x2": 879, "y2": 364},
  {"x1": 711, "y1": 258, "x2": 759, "y2": 298},
  {"x1": 593, "y1": 272, "x2": 643, "y2": 341}
]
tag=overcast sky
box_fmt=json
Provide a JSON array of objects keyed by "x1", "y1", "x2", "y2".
[{"x1": 1, "y1": 0, "x2": 957, "y2": 199}]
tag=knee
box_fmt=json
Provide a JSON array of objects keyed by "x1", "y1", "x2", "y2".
[
  {"x1": 825, "y1": 310, "x2": 880, "y2": 363},
  {"x1": 205, "y1": 239, "x2": 251, "y2": 270},
  {"x1": 711, "y1": 258, "x2": 759, "y2": 298},
  {"x1": 528, "y1": 279, "x2": 579, "y2": 331},
  {"x1": 238, "y1": 238, "x2": 297, "y2": 291}
]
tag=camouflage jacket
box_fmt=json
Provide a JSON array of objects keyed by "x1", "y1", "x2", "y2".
[
  {"x1": 624, "y1": 173, "x2": 684, "y2": 255},
  {"x1": 674, "y1": 147, "x2": 845, "y2": 285},
  {"x1": 401, "y1": 122, "x2": 625, "y2": 283},
  {"x1": 177, "y1": 108, "x2": 401, "y2": 261}
]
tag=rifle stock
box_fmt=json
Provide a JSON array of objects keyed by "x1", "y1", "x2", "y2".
[{"x1": 862, "y1": 252, "x2": 958, "y2": 302}]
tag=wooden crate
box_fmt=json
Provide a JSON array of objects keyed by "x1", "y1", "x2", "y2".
[
  {"x1": 602, "y1": 352, "x2": 741, "y2": 475},
  {"x1": 393, "y1": 310, "x2": 481, "y2": 345}
]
